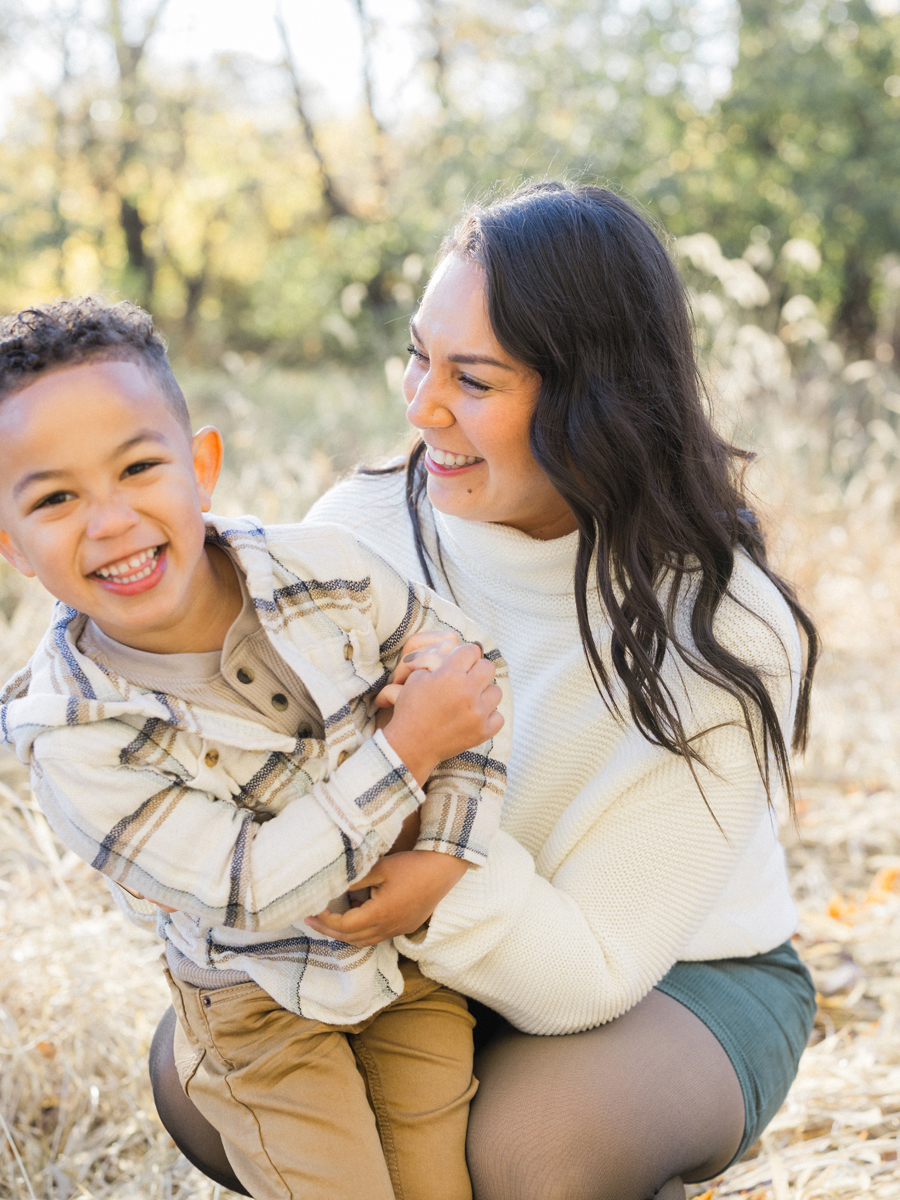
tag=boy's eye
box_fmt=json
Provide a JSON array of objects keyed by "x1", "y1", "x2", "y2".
[
  {"x1": 122, "y1": 460, "x2": 161, "y2": 477},
  {"x1": 34, "y1": 490, "x2": 76, "y2": 509}
]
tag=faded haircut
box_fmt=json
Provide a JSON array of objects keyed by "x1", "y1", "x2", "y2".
[{"x1": 0, "y1": 296, "x2": 190, "y2": 431}]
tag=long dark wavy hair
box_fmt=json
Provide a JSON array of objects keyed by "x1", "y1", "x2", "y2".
[{"x1": 380, "y1": 181, "x2": 817, "y2": 808}]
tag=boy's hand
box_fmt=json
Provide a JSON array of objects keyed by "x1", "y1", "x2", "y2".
[
  {"x1": 381, "y1": 642, "x2": 503, "y2": 787},
  {"x1": 304, "y1": 850, "x2": 468, "y2": 947}
]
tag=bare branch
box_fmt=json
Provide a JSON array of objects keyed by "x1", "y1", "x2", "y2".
[
  {"x1": 274, "y1": 6, "x2": 351, "y2": 220},
  {"x1": 351, "y1": 0, "x2": 388, "y2": 195},
  {"x1": 108, "y1": 0, "x2": 170, "y2": 86},
  {"x1": 351, "y1": 0, "x2": 384, "y2": 136},
  {"x1": 421, "y1": 0, "x2": 450, "y2": 113}
]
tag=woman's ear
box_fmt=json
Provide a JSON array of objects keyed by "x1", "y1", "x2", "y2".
[
  {"x1": 191, "y1": 426, "x2": 224, "y2": 513},
  {"x1": 0, "y1": 529, "x2": 36, "y2": 577}
]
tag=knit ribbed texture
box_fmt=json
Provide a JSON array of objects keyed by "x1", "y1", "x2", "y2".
[{"x1": 306, "y1": 472, "x2": 803, "y2": 1035}]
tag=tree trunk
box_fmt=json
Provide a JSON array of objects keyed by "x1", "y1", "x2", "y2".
[{"x1": 835, "y1": 247, "x2": 875, "y2": 359}]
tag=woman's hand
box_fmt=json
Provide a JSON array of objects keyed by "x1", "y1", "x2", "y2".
[{"x1": 305, "y1": 849, "x2": 468, "y2": 947}]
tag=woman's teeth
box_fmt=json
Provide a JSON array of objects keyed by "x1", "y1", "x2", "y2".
[
  {"x1": 429, "y1": 449, "x2": 482, "y2": 467},
  {"x1": 95, "y1": 547, "x2": 160, "y2": 582}
]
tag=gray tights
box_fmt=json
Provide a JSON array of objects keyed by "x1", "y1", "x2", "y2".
[{"x1": 148, "y1": 988, "x2": 745, "y2": 1199}]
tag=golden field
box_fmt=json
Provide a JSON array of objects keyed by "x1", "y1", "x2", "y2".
[{"x1": 2, "y1": 278, "x2": 900, "y2": 1198}]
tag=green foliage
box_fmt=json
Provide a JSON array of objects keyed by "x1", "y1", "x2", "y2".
[{"x1": 0, "y1": 0, "x2": 898, "y2": 367}]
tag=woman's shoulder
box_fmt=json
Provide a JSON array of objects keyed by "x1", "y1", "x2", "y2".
[
  {"x1": 303, "y1": 466, "x2": 424, "y2": 581},
  {"x1": 715, "y1": 549, "x2": 803, "y2": 672},
  {"x1": 305, "y1": 464, "x2": 407, "y2": 526}
]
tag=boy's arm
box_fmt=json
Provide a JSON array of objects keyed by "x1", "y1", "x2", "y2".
[
  {"x1": 28, "y1": 630, "x2": 505, "y2": 934},
  {"x1": 316, "y1": 527, "x2": 513, "y2": 867},
  {"x1": 30, "y1": 720, "x2": 427, "y2": 932}
]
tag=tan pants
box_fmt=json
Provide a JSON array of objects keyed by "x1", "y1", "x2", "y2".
[{"x1": 166, "y1": 959, "x2": 476, "y2": 1200}]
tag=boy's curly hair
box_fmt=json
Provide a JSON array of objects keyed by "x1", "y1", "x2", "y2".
[{"x1": 0, "y1": 296, "x2": 190, "y2": 429}]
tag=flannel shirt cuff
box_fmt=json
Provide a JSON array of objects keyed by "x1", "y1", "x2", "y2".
[
  {"x1": 321, "y1": 729, "x2": 426, "y2": 850},
  {"x1": 414, "y1": 751, "x2": 504, "y2": 865}
]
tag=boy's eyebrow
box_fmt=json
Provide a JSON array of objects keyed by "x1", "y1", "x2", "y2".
[
  {"x1": 12, "y1": 430, "x2": 172, "y2": 498},
  {"x1": 408, "y1": 320, "x2": 513, "y2": 371}
]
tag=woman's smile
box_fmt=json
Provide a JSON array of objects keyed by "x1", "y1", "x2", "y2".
[{"x1": 423, "y1": 444, "x2": 484, "y2": 473}]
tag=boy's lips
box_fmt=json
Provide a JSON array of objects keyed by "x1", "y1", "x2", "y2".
[{"x1": 91, "y1": 546, "x2": 167, "y2": 596}]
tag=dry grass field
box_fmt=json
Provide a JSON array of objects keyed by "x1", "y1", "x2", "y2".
[{"x1": 2, "y1": 306, "x2": 900, "y2": 1198}]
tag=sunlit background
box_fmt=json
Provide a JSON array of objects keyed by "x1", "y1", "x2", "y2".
[{"x1": 2, "y1": 2, "x2": 900, "y2": 1198}]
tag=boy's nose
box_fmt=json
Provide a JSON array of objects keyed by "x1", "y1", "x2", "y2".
[{"x1": 85, "y1": 499, "x2": 141, "y2": 541}]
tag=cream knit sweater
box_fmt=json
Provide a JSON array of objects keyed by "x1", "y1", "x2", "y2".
[{"x1": 306, "y1": 470, "x2": 802, "y2": 1035}]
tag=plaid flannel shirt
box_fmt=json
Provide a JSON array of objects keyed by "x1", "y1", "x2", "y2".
[{"x1": 1, "y1": 516, "x2": 510, "y2": 1022}]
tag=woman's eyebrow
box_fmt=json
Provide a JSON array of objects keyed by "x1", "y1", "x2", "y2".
[{"x1": 409, "y1": 320, "x2": 512, "y2": 371}]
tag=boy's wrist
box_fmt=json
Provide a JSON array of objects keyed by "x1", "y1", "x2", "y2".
[{"x1": 381, "y1": 725, "x2": 438, "y2": 789}]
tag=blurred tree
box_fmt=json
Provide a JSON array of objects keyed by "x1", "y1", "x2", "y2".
[
  {"x1": 0, "y1": 0, "x2": 898, "y2": 366},
  {"x1": 668, "y1": 0, "x2": 900, "y2": 356}
]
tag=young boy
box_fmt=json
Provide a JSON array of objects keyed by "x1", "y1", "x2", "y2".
[{"x1": 0, "y1": 297, "x2": 512, "y2": 1200}]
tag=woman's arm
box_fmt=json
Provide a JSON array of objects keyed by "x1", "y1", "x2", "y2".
[
  {"x1": 396, "y1": 715, "x2": 794, "y2": 1034},
  {"x1": 395, "y1": 571, "x2": 802, "y2": 1035}
]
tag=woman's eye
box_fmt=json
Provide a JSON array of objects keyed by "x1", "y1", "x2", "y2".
[
  {"x1": 407, "y1": 344, "x2": 428, "y2": 362},
  {"x1": 459, "y1": 374, "x2": 490, "y2": 393}
]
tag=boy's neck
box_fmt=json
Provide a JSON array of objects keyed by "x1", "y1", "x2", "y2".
[{"x1": 92, "y1": 545, "x2": 244, "y2": 656}]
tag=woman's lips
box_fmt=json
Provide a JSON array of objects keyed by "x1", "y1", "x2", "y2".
[
  {"x1": 424, "y1": 449, "x2": 484, "y2": 476},
  {"x1": 92, "y1": 547, "x2": 168, "y2": 596}
]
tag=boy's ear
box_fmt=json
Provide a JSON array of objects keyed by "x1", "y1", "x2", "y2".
[
  {"x1": 191, "y1": 426, "x2": 224, "y2": 513},
  {"x1": 0, "y1": 529, "x2": 36, "y2": 577}
]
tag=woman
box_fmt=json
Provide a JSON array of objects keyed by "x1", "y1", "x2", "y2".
[{"x1": 150, "y1": 181, "x2": 818, "y2": 1200}]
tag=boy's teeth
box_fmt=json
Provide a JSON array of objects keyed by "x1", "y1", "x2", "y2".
[
  {"x1": 430, "y1": 449, "x2": 482, "y2": 467},
  {"x1": 95, "y1": 547, "x2": 159, "y2": 581}
]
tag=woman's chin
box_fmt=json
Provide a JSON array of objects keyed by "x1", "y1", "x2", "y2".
[{"x1": 425, "y1": 476, "x2": 487, "y2": 522}]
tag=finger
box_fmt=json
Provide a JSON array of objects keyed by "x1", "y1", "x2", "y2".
[
  {"x1": 394, "y1": 635, "x2": 460, "y2": 684},
  {"x1": 401, "y1": 630, "x2": 461, "y2": 656},
  {"x1": 484, "y1": 709, "x2": 505, "y2": 736},
  {"x1": 481, "y1": 682, "x2": 503, "y2": 710},
  {"x1": 469, "y1": 657, "x2": 498, "y2": 685},
  {"x1": 439, "y1": 642, "x2": 484, "y2": 673},
  {"x1": 408, "y1": 644, "x2": 459, "y2": 673},
  {"x1": 305, "y1": 916, "x2": 374, "y2": 944},
  {"x1": 374, "y1": 683, "x2": 402, "y2": 708}
]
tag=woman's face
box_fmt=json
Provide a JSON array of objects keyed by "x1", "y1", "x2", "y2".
[{"x1": 403, "y1": 254, "x2": 577, "y2": 541}]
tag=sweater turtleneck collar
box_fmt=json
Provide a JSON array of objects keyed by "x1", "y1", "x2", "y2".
[{"x1": 433, "y1": 508, "x2": 581, "y2": 597}]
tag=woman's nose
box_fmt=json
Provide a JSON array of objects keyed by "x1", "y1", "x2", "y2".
[
  {"x1": 404, "y1": 370, "x2": 454, "y2": 430},
  {"x1": 85, "y1": 498, "x2": 141, "y2": 541}
]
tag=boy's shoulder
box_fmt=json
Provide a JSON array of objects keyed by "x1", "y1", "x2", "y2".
[{"x1": 208, "y1": 513, "x2": 392, "y2": 580}]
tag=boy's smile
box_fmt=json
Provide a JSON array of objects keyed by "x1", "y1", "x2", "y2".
[{"x1": 0, "y1": 359, "x2": 241, "y2": 653}]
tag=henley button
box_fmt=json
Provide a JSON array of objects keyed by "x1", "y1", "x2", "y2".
[
  {"x1": 204, "y1": 749, "x2": 220, "y2": 768},
  {"x1": 271, "y1": 693, "x2": 288, "y2": 711},
  {"x1": 336, "y1": 750, "x2": 351, "y2": 767},
  {"x1": 343, "y1": 643, "x2": 353, "y2": 661},
  {"x1": 236, "y1": 667, "x2": 254, "y2": 685}
]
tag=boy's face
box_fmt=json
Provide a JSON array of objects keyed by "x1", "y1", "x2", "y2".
[{"x1": 0, "y1": 359, "x2": 225, "y2": 649}]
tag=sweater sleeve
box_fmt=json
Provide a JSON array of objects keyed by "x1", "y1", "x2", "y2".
[
  {"x1": 396, "y1": 584, "x2": 801, "y2": 1035},
  {"x1": 270, "y1": 524, "x2": 512, "y2": 866},
  {"x1": 31, "y1": 724, "x2": 424, "y2": 932}
]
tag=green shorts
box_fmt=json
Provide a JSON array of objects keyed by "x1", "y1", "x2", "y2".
[{"x1": 655, "y1": 940, "x2": 816, "y2": 1166}]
